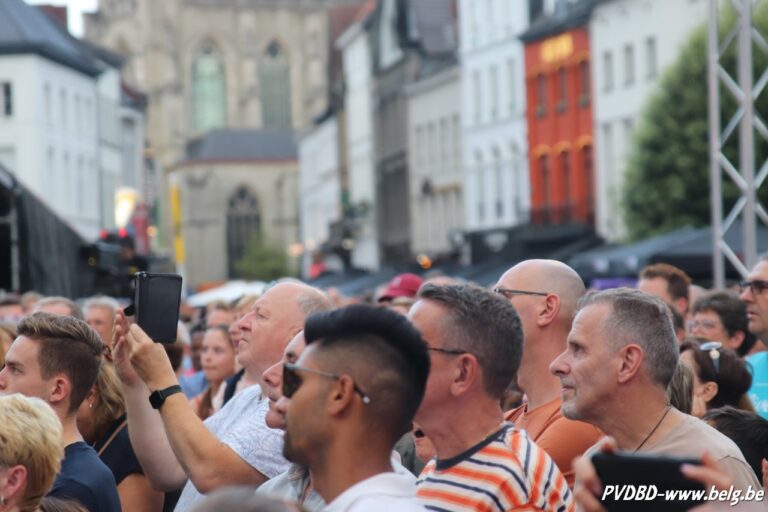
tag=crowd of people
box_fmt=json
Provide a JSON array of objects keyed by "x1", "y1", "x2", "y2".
[{"x1": 0, "y1": 259, "x2": 767, "y2": 511}]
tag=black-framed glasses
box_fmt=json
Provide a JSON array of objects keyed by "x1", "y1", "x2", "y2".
[
  {"x1": 426, "y1": 346, "x2": 468, "y2": 356},
  {"x1": 739, "y1": 279, "x2": 768, "y2": 296},
  {"x1": 283, "y1": 363, "x2": 371, "y2": 404},
  {"x1": 492, "y1": 287, "x2": 549, "y2": 299},
  {"x1": 699, "y1": 341, "x2": 722, "y2": 375}
]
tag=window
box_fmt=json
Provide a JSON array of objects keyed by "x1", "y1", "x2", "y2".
[
  {"x1": 624, "y1": 44, "x2": 635, "y2": 86},
  {"x1": 44, "y1": 83, "x2": 51, "y2": 123},
  {"x1": 507, "y1": 58, "x2": 516, "y2": 113},
  {"x1": 60, "y1": 89, "x2": 67, "y2": 128},
  {"x1": 494, "y1": 147, "x2": 504, "y2": 219},
  {"x1": 1, "y1": 82, "x2": 12, "y2": 117},
  {"x1": 536, "y1": 73, "x2": 547, "y2": 115},
  {"x1": 192, "y1": 42, "x2": 227, "y2": 132},
  {"x1": 473, "y1": 70, "x2": 482, "y2": 123},
  {"x1": 557, "y1": 67, "x2": 567, "y2": 111},
  {"x1": 646, "y1": 37, "x2": 658, "y2": 79},
  {"x1": 476, "y1": 152, "x2": 485, "y2": 222},
  {"x1": 226, "y1": 186, "x2": 261, "y2": 278},
  {"x1": 540, "y1": 154, "x2": 551, "y2": 207},
  {"x1": 490, "y1": 65, "x2": 499, "y2": 119},
  {"x1": 579, "y1": 60, "x2": 590, "y2": 105},
  {"x1": 260, "y1": 39, "x2": 292, "y2": 129},
  {"x1": 560, "y1": 151, "x2": 571, "y2": 213},
  {"x1": 603, "y1": 51, "x2": 613, "y2": 92},
  {"x1": 74, "y1": 95, "x2": 81, "y2": 132},
  {"x1": 583, "y1": 145, "x2": 594, "y2": 224}
]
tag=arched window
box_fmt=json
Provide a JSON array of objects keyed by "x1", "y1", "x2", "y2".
[
  {"x1": 259, "y1": 40, "x2": 292, "y2": 129},
  {"x1": 192, "y1": 42, "x2": 227, "y2": 133},
  {"x1": 226, "y1": 187, "x2": 261, "y2": 278}
]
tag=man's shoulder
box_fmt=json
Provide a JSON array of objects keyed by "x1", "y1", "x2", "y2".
[{"x1": 747, "y1": 351, "x2": 768, "y2": 371}]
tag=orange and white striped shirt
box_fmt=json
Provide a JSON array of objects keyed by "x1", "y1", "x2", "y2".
[{"x1": 416, "y1": 423, "x2": 574, "y2": 512}]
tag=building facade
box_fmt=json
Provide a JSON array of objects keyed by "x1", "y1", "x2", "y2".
[
  {"x1": 298, "y1": 116, "x2": 342, "y2": 275},
  {"x1": 523, "y1": 1, "x2": 597, "y2": 229},
  {"x1": 0, "y1": 0, "x2": 125, "y2": 240},
  {"x1": 406, "y1": 65, "x2": 464, "y2": 257},
  {"x1": 459, "y1": 0, "x2": 531, "y2": 234},
  {"x1": 169, "y1": 129, "x2": 298, "y2": 289},
  {"x1": 590, "y1": 0, "x2": 709, "y2": 240}
]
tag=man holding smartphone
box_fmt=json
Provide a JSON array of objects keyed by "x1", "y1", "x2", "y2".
[
  {"x1": 550, "y1": 288, "x2": 760, "y2": 509},
  {"x1": 112, "y1": 281, "x2": 332, "y2": 511}
]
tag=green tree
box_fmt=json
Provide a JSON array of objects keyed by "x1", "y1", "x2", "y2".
[
  {"x1": 623, "y1": 4, "x2": 768, "y2": 240},
  {"x1": 234, "y1": 233, "x2": 291, "y2": 281}
]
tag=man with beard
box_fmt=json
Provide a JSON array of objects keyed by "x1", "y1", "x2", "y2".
[{"x1": 275, "y1": 305, "x2": 429, "y2": 511}]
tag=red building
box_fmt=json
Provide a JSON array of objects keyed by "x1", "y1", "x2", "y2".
[{"x1": 522, "y1": 3, "x2": 596, "y2": 226}]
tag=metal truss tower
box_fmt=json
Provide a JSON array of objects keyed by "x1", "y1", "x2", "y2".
[{"x1": 709, "y1": 0, "x2": 768, "y2": 287}]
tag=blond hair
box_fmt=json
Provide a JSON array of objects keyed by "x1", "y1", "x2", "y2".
[
  {"x1": 0, "y1": 394, "x2": 64, "y2": 512},
  {"x1": 91, "y1": 364, "x2": 126, "y2": 431}
]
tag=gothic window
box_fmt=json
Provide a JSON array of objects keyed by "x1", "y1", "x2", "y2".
[
  {"x1": 259, "y1": 40, "x2": 292, "y2": 129},
  {"x1": 192, "y1": 42, "x2": 227, "y2": 133},
  {"x1": 226, "y1": 186, "x2": 261, "y2": 278}
]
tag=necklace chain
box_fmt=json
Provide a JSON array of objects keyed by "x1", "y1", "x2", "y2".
[{"x1": 634, "y1": 405, "x2": 672, "y2": 453}]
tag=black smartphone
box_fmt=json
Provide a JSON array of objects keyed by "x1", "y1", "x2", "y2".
[
  {"x1": 132, "y1": 272, "x2": 182, "y2": 343},
  {"x1": 592, "y1": 451, "x2": 705, "y2": 512}
]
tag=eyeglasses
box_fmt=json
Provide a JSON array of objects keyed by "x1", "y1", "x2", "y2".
[
  {"x1": 282, "y1": 363, "x2": 371, "y2": 404},
  {"x1": 492, "y1": 287, "x2": 549, "y2": 299},
  {"x1": 426, "y1": 346, "x2": 468, "y2": 356},
  {"x1": 739, "y1": 279, "x2": 768, "y2": 296},
  {"x1": 699, "y1": 341, "x2": 722, "y2": 375},
  {"x1": 688, "y1": 319, "x2": 721, "y2": 331}
]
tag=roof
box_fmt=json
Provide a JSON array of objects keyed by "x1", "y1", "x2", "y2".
[
  {"x1": 520, "y1": 0, "x2": 598, "y2": 43},
  {"x1": 182, "y1": 129, "x2": 298, "y2": 164},
  {"x1": 0, "y1": 0, "x2": 100, "y2": 76}
]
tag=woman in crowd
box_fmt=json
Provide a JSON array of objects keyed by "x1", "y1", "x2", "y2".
[
  {"x1": 76, "y1": 364, "x2": 164, "y2": 511},
  {"x1": 0, "y1": 394, "x2": 63, "y2": 512},
  {"x1": 191, "y1": 325, "x2": 237, "y2": 419},
  {"x1": 679, "y1": 339, "x2": 754, "y2": 417}
]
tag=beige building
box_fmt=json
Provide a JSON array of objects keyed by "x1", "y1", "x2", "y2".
[
  {"x1": 169, "y1": 129, "x2": 298, "y2": 289},
  {"x1": 84, "y1": 0, "x2": 363, "y2": 286}
]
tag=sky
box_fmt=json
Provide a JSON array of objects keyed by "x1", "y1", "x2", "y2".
[{"x1": 27, "y1": 0, "x2": 98, "y2": 37}]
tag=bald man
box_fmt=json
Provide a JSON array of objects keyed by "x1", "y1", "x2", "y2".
[{"x1": 494, "y1": 260, "x2": 601, "y2": 487}]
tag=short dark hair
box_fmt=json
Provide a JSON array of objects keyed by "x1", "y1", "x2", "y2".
[
  {"x1": 639, "y1": 263, "x2": 691, "y2": 302},
  {"x1": 679, "y1": 339, "x2": 752, "y2": 409},
  {"x1": 417, "y1": 284, "x2": 523, "y2": 398},
  {"x1": 691, "y1": 291, "x2": 758, "y2": 356},
  {"x1": 703, "y1": 406, "x2": 768, "y2": 482},
  {"x1": 304, "y1": 304, "x2": 429, "y2": 442},
  {"x1": 17, "y1": 312, "x2": 103, "y2": 413}
]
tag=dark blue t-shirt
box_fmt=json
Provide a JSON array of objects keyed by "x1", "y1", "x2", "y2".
[{"x1": 48, "y1": 442, "x2": 122, "y2": 512}]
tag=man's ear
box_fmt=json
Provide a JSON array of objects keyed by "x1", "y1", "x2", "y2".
[
  {"x1": 48, "y1": 375, "x2": 71, "y2": 408},
  {"x1": 536, "y1": 294, "x2": 561, "y2": 327},
  {"x1": 449, "y1": 354, "x2": 480, "y2": 397},
  {"x1": 617, "y1": 345, "x2": 644, "y2": 384},
  {"x1": 327, "y1": 375, "x2": 358, "y2": 417}
]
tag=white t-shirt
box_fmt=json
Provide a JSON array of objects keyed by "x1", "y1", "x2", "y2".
[
  {"x1": 174, "y1": 385, "x2": 289, "y2": 511},
  {"x1": 324, "y1": 472, "x2": 426, "y2": 512}
]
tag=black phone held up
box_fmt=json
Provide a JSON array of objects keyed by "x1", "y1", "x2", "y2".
[
  {"x1": 132, "y1": 272, "x2": 182, "y2": 343},
  {"x1": 591, "y1": 451, "x2": 705, "y2": 512}
]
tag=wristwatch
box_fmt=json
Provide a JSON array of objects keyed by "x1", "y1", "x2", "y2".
[{"x1": 149, "y1": 384, "x2": 183, "y2": 410}]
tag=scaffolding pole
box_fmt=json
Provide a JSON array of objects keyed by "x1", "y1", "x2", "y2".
[{"x1": 709, "y1": 0, "x2": 767, "y2": 287}]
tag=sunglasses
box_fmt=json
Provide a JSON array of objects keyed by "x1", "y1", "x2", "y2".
[
  {"x1": 739, "y1": 279, "x2": 768, "y2": 295},
  {"x1": 282, "y1": 363, "x2": 371, "y2": 404},
  {"x1": 699, "y1": 341, "x2": 722, "y2": 375},
  {"x1": 492, "y1": 287, "x2": 549, "y2": 299}
]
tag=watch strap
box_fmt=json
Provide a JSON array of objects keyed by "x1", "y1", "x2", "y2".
[{"x1": 149, "y1": 384, "x2": 183, "y2": 410}]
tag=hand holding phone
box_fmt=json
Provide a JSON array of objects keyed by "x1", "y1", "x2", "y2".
[
  {"x1": 591, "y1": 451, "x2": 704, "y2": 512},
  {"x1": 127, "y1": 272, "x2": 183, "y2": 343}
]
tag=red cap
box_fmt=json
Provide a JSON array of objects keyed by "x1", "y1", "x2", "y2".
[{"x1": 378, "y1": 273, "x2": 424, "y2": 302}]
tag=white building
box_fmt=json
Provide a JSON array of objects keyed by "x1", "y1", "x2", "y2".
[
  {"x1": 406, "y1": 66, "x2": 464, "y2": 256},
  {"x1": 337, "y1": 2, "x2": 379, "y2": 270},
  {"x1": 459, "y1": 0, "x2": 532, "y2": 234},
  {"x1": 0, "y1": 0, "x2": 128, "y2": 240},
  {"x1": 298, "y1": 116, "x2": 342, "y2": 275},
  {"x1": 590, "y1": 0, "x2": 708, "y2": 240}
]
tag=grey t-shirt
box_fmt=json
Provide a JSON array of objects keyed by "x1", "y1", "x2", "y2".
[{"x1": 174, "y1": 385, "x2": 289, "y2": 511}]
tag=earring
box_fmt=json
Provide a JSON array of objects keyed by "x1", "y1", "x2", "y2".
[
  {"x1": 89, "y1": 402, "x2": 93, "y2": 409},
  {"x1": 0, "y1": 495, "x2": 6, "y2": 505}
]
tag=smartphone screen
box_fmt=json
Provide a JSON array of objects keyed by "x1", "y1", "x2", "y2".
[{"x1": 133, "y1": 272, "x2": 182, "y2": 343}]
